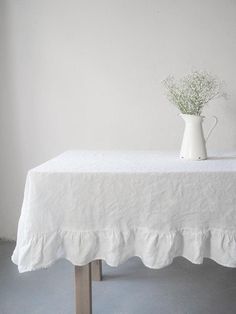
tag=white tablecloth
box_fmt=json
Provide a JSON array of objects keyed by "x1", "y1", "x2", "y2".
[{"x1": 12, "y1": 151, "x2": 236, "y2": 272}]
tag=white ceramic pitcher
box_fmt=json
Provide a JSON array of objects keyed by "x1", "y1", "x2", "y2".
[{"x1": 180, "y1": 114, "x2": 218, "y2": 160}]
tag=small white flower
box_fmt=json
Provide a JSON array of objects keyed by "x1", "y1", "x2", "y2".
[{"x1": 162, "y1": 70, "x2": 227, "y2": 115}]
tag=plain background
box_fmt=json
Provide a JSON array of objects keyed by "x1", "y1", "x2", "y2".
[{"x1": 0, "y1": 0, "x2": 236, "y2": 240}]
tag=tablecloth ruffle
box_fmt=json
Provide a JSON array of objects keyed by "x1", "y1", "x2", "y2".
[{"x1": 12, "y1": 228, "x2": 236, "y2": 273}]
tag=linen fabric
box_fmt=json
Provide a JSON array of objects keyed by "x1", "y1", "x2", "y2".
[{"x1": 12, "y1": 151, "x2": 236, "y2": 272}]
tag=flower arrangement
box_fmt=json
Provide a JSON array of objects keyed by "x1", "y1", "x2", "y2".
[{"x1": 162, "y1": 70, "x2": 227, "y2": 115}]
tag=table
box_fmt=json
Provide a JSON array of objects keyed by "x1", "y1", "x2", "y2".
[{"x1": 12, "y1": 151, "x2": 236, "y2": 313}]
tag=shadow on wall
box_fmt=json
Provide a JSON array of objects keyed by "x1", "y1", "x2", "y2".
[
  {"x1": 226, "y1": 101, "x2": 236, "y2": 148},
  {"x1": 0, "y1": 1, "x2": 25, "y2": 240}
]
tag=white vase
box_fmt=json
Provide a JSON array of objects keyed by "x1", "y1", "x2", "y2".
[{"x1": 180, "y1": 114, "x2": 218, "y2": 160}]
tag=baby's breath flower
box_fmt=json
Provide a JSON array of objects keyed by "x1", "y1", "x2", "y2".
[{"x1": 162, "y1": 71, "x2": 227, "y2": 115}]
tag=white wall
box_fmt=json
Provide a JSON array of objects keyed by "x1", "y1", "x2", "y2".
[{"x1": 1, "y1": 0, "x2": 236, "y2": 240}]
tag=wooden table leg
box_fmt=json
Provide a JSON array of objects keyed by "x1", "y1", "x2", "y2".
[
  {"x1": 75, "y1": 264, "x2": 92, "y2": 314},
  {"x1": 91, "y1": 260, "x2": 102, "y2": 281}
]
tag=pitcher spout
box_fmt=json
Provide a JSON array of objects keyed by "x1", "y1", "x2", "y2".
[{"x1": 180, "y1": 113, "x2": 204, "y2": 123}]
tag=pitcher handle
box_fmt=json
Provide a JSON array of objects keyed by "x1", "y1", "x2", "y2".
[{"x1": 205, "y1": 116, "x2": 218, "y2": 142}]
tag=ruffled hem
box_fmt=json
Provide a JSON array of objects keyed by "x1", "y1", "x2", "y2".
[{"x1": 11, "y1": 228, "x2": 236, "y2": 273}]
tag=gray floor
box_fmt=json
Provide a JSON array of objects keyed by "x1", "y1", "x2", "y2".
[{"x1": 1, "y1": 241, "x2": 236, "y2": 314}]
